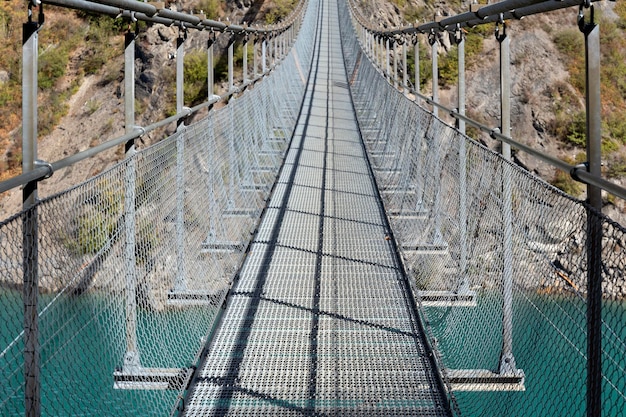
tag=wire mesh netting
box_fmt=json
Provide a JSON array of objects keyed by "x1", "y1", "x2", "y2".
[
  {"x1": 0, "y1": 3, "x2": 317, "y2": 414},
  {"x1": 339, "y1": 1, "x2": 626, "y2": 415}
]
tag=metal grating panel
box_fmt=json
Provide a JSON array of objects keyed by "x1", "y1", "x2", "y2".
[{"x1": 181, "y1": 0, "x2": 452, "y2": 415}]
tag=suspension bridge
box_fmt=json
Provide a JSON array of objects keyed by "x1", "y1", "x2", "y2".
[{"x1": 1, "y1": 0, "x2": 625, "y2": 416}]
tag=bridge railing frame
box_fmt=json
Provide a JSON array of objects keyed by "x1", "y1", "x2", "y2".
[
  {"x1": 347, "y1": 0, "x2": 621, "y2": 415},
  {"x1": 6, "y1": 1, "x2": 307, "y2": 415}
]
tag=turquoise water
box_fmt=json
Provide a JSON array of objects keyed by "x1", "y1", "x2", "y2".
[
  {"x1": 2, "y1": 289, "x2": 625, "y2": 416},
  {"x1": 426, "y1": 290, "x2": 626, "y2": 417},
  {"x1": 1, "y1": 290, "x2": 212, "y2": 416}
]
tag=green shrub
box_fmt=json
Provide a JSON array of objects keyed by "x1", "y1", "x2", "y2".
[
  {"x1": 184, "y1": 50, "x2": 209, "y2": 105},
  {"x1": 406, "y1": 43, "x2": 431, "y2": 90},
  {"x1": 607, "y1": 158, "x2": 626, "y2": 178},
  {"x1": 82, "y1": 16, "x2": 123, "y2": 75},
  {"x1": 265, "y1": 0, "x2": 297, "y2": 24},
  {"x1": 438, "y1": 47, "x2": 458, "y2": 88},
  {"x1": 76, "y1": 211, "x2": 111, "y2": 254},
  {"x1": 551, "y1": 169, "x2": 583, "y2": 196},
  {"x1": 198, "y1": 0, "x2": 223, "y2": 20},
  {"x1": 39, "y1": 46, "x2": 69, "y2": 89}
]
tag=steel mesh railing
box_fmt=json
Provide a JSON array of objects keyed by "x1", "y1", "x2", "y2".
[
  {"x1": 339, "y1": 0, "x2": 626, "y2": 415},
  {"x1": 0, "y1": 1, "x2": 317, "y2": 414}
]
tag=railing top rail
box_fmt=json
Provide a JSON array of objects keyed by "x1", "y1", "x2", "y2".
[
  {"x1": 351, "y1": 0, "x2": 605, "y2": 37},
  {"x1": 40, "y1": 0, "x2": 302, "y2": 35}
]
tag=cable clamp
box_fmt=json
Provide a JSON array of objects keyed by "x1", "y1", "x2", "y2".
[
  {"x1": 133, "y1": 126, "x2": 146, "y2": 137},
  {"x1": 578, "y1": 3, "x2": 595, "y2": 34},
  {"x1": 570, "y1": 162, "x2": 588, "y2": 182},
  {"x1": 428, "y1": 28, "x2": 437, "y2": 46},
  {"x1": 34, "y1": 159, "x2": 53, "y2": 180},
  {"x1": 495, "y1": 14, "x2": 506, "y2": 42}
]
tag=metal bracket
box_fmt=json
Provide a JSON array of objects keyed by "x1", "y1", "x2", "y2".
[
  {"x1": 495, "y1": 13, "x2": 506, "y2": 42},
  {"x1": 34, "y1": 159, "x2": 53, "y2": 180},
  {"x1": 207, "y1": 29, "x2": 217, "y2": 48},
  {"x1": 570, "y1": 162, "x2": 589, "y2": 182},
  {"x1": 114, "y1": 366, "x2": 193, "y2": 390},
  {"x1": 578, "y1": 3, "x2": 595, "y2": 34},
  {"x1": 453, "y1": 23, "x2": 463, "y2": 45},
  {"x1": 27, "y1": 0, "x2": 45, "y2": 30},
  {"x1": 178, "y1": 25, "x2": 188, "y2": 41},
  {"x1": 428, "y1": 28, "x2": 437, "y2": 46}
]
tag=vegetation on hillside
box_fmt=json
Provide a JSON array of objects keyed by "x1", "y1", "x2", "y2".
[
  {"x1": 0, "y1": 1, "x2": 124, "y2": 181},
  {"x1": 386, "y1": 0, "x2": 626, "y2": 197},
  {"x1": 551, "y1": 6, "x2": 626, "y2": 181}
]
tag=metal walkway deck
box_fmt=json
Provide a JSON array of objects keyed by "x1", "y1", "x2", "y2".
[{"x1": 181, "y1": 0, "x2": 452, "y2": 415}]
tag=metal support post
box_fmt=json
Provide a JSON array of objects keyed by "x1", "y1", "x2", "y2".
[
  {"x1": 456, "y1": 26, "x2": 469, "y2": 295},
  {"x1": 378, "y1": 36, "x2": 383, "y2": 71},
  {"x1": 176, "y1": 33, "x2": 184, "y2": 118},
  {"x1": 175, "y1": 32, "x2": 186, "y2": 291},
  {"x1": 429, "y1": 30, "x2": 438, "y2": 117},
  {"x1": 281, "y1": 31, "x2": 286, "y2": 59},
  {"x1": 270, "y1": 34, "x2": 274, "y2": 67},
  {"x1": 228, "y1": 37, "x2": 234, "y2": 91},
  {"x1": 208, "y1": 33, "x2": 215, "y2": 97},
  {"x1": 402, "y1": 41, "x2": 408, "y2": 95},
  {"x1": 228, "y1": 104, "x2": 236, "y2": 210},
  {"x1": 579, "y1": 6, "x2": 602, "y2": 416},
  {"x1": 272, "y1": 33, "x2": 275, "y2": 66},
  {"x1": 374, "y1": 35, "x2": 378, "y2": 66},
  {"x1": 414, "y1": 37, "x2": 420, "y2": 101},
  {"x1": 262, "y1": 38, "x2": 267, "y2": 73},
  {"x1": 393, "y1": 40, "x2": 398, "y2": 89},
  {"x1": 243, "y1": 35, "x2": 248, "y2": 83},
  {"x1": 122, "y1": 28, "x2": 140, "y2": 374},
  {"x1": 22, "y1": 6, "x2": 41, "y2": 416},
  {"x1": 496, "y1": 19, "x2": 517, "y2": 376},
  {"x1": 253, "y1": 35, "x2": 258, "y2": 77},
  {"x1": 385, "y1": 37, "x2": 390, "y2": 79}
]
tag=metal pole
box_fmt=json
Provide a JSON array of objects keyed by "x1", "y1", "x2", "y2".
[
  {"x1": 497, "y1": 21, "x2": 517, "y2": 376},
  {"x1": 385, "y1": 37, "x2": 390, "y2": 79},
  {"x1": 243, "y1": 35, "x2": 248, "y2": 83},
  {"x1": 393, "y1": 40, "x2": 398, "y2": 89},
  {"x1": 22, "y1": 8, "x2": 40, "y2": 416},
  {"x1": 580, "y1": 7, "x2": 602, "y2": 416},
  {"x1": 175, "y1": 33, "x2": 186, "y2": 291},
  {"x1": 253, "y1": 35, "x2": 258, "y2": 77},
  {"x1": 378, "y1": 36, "x2": 383, "y2": 71},
  {"x1": 402, "y1": 41, "x2": 408, "y2": 95},
  {"x1": 176, "y1": 34, "x2": 184, "y2": 117},
  {"x1": 429, "y1": 30, "x2": 438, "y2": 118},
  {"x1": 262, "y1": 37, "x2": 267, "y2": 73},
  {"x1": 228, "y1": 37, "x2": 234, "y2": 91},
  {"x1": 456, "y1": 28, "x2": 469, "y2": 295},
  {"x1": 269, "y1": 34, "x2": 274, "y2": 68},
  {"x1": 228, "y1": 103, "x2": 236, "y2": 210},
  {"x1": 281, "y1": 30, "x2": 285, "y2": 59},
  {"x1": 414, "y1": 37, "x2": 419, "y2": 101},
  {"x1": 122, "y1": 29, "x2": 139, "y2": 374},
  {"x1": 208, "y1": 34, "x2": 215, "y2": 97}
]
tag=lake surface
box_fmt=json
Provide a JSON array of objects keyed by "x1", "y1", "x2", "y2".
[{"x1": 1, "y1": 289, "x2": 625, "y2": 416}]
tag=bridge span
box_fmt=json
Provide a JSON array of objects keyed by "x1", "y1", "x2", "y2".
[
  {"x1": 1, "y1": 0, "x2": 625, "y2": 416},
  {"x1": 180, "y1": 0, "x2": 452, "y2": 415}
]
